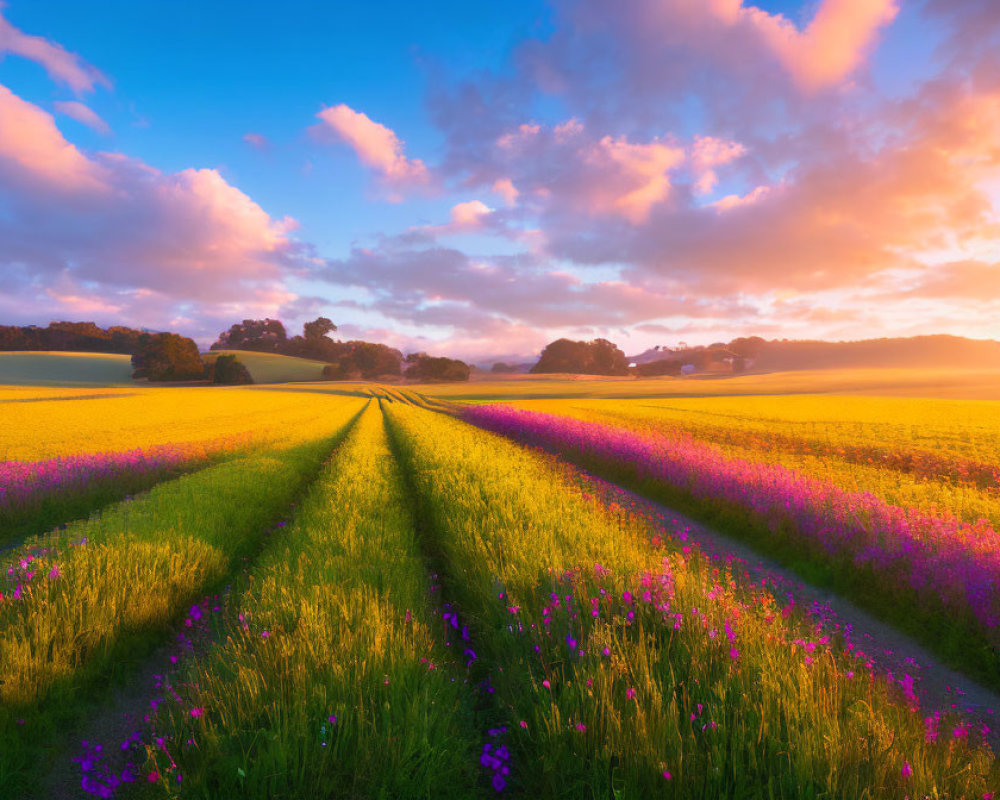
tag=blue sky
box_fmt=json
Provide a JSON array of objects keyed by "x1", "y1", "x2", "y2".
[{"x1": 1, "y1": 0, "x2": 998, "y2": 361}]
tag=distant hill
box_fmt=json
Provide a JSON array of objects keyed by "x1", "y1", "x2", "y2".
[
  {"x1": 0, "y1": 352, "x2": 134, "y2": 386},
  {"x1": 629, "y1": 335, "x2": 1000, "y2": 374},
  {"x1": 750, "y1": 335, "x2": 1000, "y2": 372},
  {"x1": 203, "y1": 350, "x2": 330, "y2": 383}
]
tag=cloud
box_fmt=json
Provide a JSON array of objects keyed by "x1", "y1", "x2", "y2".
[
  {"x1": 0, "y1": 84, "x2": 302, "y2": 337},
  {"x1": 449, "y1": 200, "x2": 492, "y2": 228},
  {"x1": 690, "y1": 135, "x2": 746, "y2": 194},
  {"x1": 312, "y1": 103, "x2": 429, "y2": 187},
  {"x1": 492, "y1": 177, "x2": 519, "y2": 206},
  {"x1": 318, "y1": 238, "x2": 752, "y2": 335},
  {"x1": 243, "y1": 132, "x2": 269, "y2": 149},
  {"x1": 0, "y1": 4, "x2": 109, "y2": 92},
  {"x1": 741, "y1": 0, "x2": 900, "y2": 92},
  {"x1": 0, "y1": 84, "x2": 106, "y2": 191},
  {"x1": 54, "y1": 100, "x2": 111, "y2": 135}
]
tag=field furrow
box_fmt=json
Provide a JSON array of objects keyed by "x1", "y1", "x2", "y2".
[
  {"x1": 0, "y1": 397, "x2": 365, "y2": 796},
  {"x1": 137, "y1": 401, "x2": 482, "y2": 798}
]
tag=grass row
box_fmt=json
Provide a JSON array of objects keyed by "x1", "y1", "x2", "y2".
[
  {"x1": 384, "y1": 404, "x2": 997, "y2": 798},
  {"x1": 144, "y1": 401, "x2": 481, "y2": 797},
  {"x1": 0, "y1": 398, "x2": 365, "y2": 797}
]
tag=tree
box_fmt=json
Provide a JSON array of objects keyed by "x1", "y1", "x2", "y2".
[
  {"x1": 131, "y1": 333, "x2": 204, "y2": 381},
  {"x1": 0, "y1": 321, "x2": 146, "y2": 354},
  {"x1": 404, "y1": 353, "x2": 471, "y2": 382},
  {"x1": 346, "y1": 341, "x2": 403, "y2": 378},
  {"x1": 210, "y1": 319, "x2": 287, "y2": 352},
  {"x1": 303, "y1": 317, "x2": 337, "y2": 341},
  {"x1": 491, "y1": 362, "x2": 517, "y2": 373},
  {"x1": 211, "y1": 354, "x2": 253, "y2": 385},
  {"x1": 531, "y1": 338, "x2": 629, "y2": 375}
]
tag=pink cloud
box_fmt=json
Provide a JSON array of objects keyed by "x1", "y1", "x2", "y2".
[
  {"x1": 449, "y1": 200, "x2": 492, "y2": 228},
  {"x1": 690, "y1": 135, "x2": 746, "y2": 194},
  {"x1": 242, "y1": 132, "x2": 269, "y2": 149},
  {"x1": 0, "y1": 4, "x2": 109, "y2": 92},
  {"x1": 54, "y1": 100, "x2": 111, "y2": 135},
  {"x1": 0, "y1": 84, "x2": 301, "y2": 337},
  {"x1": 583, "y1": 135, "x2": 686, "y2": 223},
  {"x1": 740, "y1": 0, "x2": 900, "y2": 92},
  {"x1": 492, "y1": 177, "x2": 519, "y2": 206},
  {"x1": 312, "y1": 103, "x2": 429, "y2": 186},
  {"x1": 0, "y1": 84, "x2": 106, "y2": 191}
]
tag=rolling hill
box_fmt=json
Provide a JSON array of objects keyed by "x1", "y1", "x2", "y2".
[
  {"x1": 202, "y1": 350, "x2": 330, "y2": 383},
  {"x1": 0, "y1": 352, "x2": 135, "y2": 386}
]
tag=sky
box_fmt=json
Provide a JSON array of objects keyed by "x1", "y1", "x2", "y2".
[{"x1": 1, "y1": 0, "x2": 999, "y2": 362}]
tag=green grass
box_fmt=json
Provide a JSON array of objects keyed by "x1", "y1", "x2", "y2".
[
  {"x1": 149, "y1": 402, "x2": 480, "y2": 798},
  {"x1": 0, "y1": 399, "x2": 365, "y2": 797},
  {"x1": 381, "y1": 404, "x2": 997, "y2": 799},
  {"x1": 204, "y1": 350, "x2": 332, "y2": 383},
  {"x1": 0, "y1": 352, "x2": 135, "y2": 386}
]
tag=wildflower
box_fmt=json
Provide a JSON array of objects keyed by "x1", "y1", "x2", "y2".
[
  {"x1": 626, "y1": 687, "x2": 636, "y2": 700},
  {"x1": 190, "y1": 707, "x2": 204, "y2": 718},
  {"x1": 901, "y1": 761, "x2": 912, "y2": 779},
  {"x1": 575, "y1": 723, "x2": 586, "y2": 732},
  {"x1": 48, "y1": 564, "x2": 61, "y2": 580},
  {"x1": 328, "y1": 715, "x2": 337, "y2": 725},
  {"x1": 663, "y1": 770, "x2": 672, "y2": 780},
  {"x1": 519, "y1": 720, "x2": 528, "y2": 729},
  {"x1": 729, "y1": 648, "x2": 740, "y2": 661},
  {"x1": 542, "y1": 680, "x2": 551, "y2": 690}
]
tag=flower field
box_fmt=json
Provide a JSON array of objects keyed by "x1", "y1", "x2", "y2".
[{"x1": 1, "y1": 382, "x2": 999, "y2": 798}]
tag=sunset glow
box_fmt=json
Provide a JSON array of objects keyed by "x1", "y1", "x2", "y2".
[{"x1": 1, "y1": 0, "x2": 999, "y2": 360}]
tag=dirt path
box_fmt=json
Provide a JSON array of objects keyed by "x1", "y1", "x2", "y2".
[{"x1": 575, "y1": 467, "x2": 1000, "y2": 732}]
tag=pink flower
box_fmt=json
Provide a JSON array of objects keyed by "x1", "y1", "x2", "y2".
[
  {"x1": 901, "y1": 761, "x2": 912, "y2": 779},
  {"x1": 626, "y1": 687, "x2": 636, "y2": 700},
  {"x1": 575, "y1": 723, "x2": 586, "y2": 732},
  {"x1": 729, "y1": 648, "x2": 739, "y2": 661},
  {"x1": 663, "y1": 770, "x2": 672, "y2": 780},
  {"x1": 190, "y1": 707, "x2": 204, "y2": 718},
  {"x1": 542, "y1": 680, "x2": 551, "y2": 690}
]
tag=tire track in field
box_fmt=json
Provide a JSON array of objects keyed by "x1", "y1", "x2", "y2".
[
  {"x1": 34, "y1": 405, "x2": 369, "y2": 800},
  {"x1": 380, "y1": 398, "x2": 516, "y2": 796}
]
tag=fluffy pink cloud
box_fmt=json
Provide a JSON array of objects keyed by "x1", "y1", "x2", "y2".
[
  {"x1": 690, "y1": 135, "x2": 746, "y2": 194},
  {"x1": 582, "y1": 134, "x2": 686, "y2": 223},
  {"x1": 0, "y1": 84, "x2": 301, "y2": 336},
  {"x1": 492, "y1": 177, "x2": 519, "y2": 206},
  {"x1": 487, "y1": 118, "x2": 687, "y2": 224},
  {"x1": 312, "y1": 103, "x2": 429, "y2": 186},
  {"x1": 0, "y1": 4, "x2": 109, "y2": 92},
  {"x1": 738, "y1": 0, "x2": 900, "y2": 92},
  {"x1": 449, "y1": 200, "x2": 492, "y2": 228},
  {"x1": 0, "y1": 85, "x2": 106, "y2": 191},
  {"x1": 54, "y1": 100, "x2": 111, "y2": 135}
]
